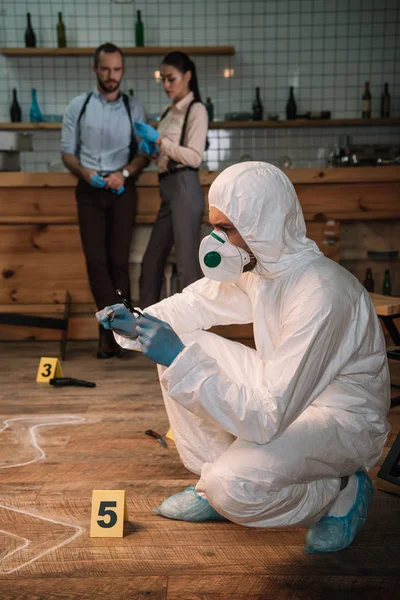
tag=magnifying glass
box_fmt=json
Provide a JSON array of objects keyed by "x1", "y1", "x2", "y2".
[{"x1": 115, "y1": 289, "x2": 143, "y2": 317}]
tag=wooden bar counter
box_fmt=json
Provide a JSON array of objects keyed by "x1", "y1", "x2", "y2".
[{"x1": 1, "y1": 166, "x2": 399, "y2": 342}]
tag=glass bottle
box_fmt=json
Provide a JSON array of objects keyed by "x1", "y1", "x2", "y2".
[
  {"x1": 135, "y1": 10, "x2": 144, "y2": 47},
  {"x1": 10, "y1": 88, "x2": 22, "y2": 122},
  {"x1": 206, "y1": 97, "x2": 214, "y2": 122},
  {"x1": 25, "y1": 12, "x2": 36, "y2": 48},
  {"x1": 29, "y1": 88, "x2": 43, "y2": 123},
  {"x1": 286, "y1": 86, "x2": 297, "y2": 120},
  {"x1": 380, "y1": 83, "x2": 390, "y2": 118},
  {"x1": 252, "y1": 87, "x2": 263, "y2": 121},
  {"x1": 363, "y1": 268, "x2": 374, "y2": 292},
  {"x1": 382, "y1": 270, "x2": 392, "y2": 296},
  {"x1": 57, "y1": 12, "x2": 67, "y2": 48},
  {"x1": 362, "y1": 81, "x2": 371, "y2": 119}
]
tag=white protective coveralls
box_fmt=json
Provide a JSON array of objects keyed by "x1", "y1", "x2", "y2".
[{"x1": 116, "y1": 161, "x2": 390, "y2": 528}]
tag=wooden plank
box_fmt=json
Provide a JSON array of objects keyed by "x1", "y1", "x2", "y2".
[
  {"x1": 340, "y1": 221, "x2": 400, "y2": 261},
  {"x1": 0, "y1": 225, "x2": 83, "y2": 254},
  {"x1": 297, "y1": 182, "x2": 400, "y2": 219},
  {"x1": 370, "y1": 293, "x2": 400, "y2": 316},
  {"x1": 1, "y1": 45, "x2": 235, "y2": 56},
  {"x1": 167, "y1": 574, "x2": 400, "y2": 599},
  {"x1": 0, "y1": 167, "x2": 399, "y2": 188},
  {"x1": 209, "y1": 118, "x2": 400, "y2": 129},
  {"x1": 2, "y1": 181, "x2": 399, "y2": 222},
  {"x1": 2, "y1": 117, "x2": 400, "y2": 129}
]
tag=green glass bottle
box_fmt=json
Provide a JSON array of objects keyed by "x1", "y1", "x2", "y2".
[
  {"x1": 57, "y1": 12, "x2": 67, "y2": 48},
  {"x1": 382, "y1": 270, "x2": 392, "y2": 296},
  {"x1": 135, "y1": 10, "x2": 144, "y2": 47}
]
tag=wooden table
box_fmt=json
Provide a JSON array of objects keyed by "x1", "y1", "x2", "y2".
[{"x1": 370, "y1": 293, "x2": 400, "y2": 346}]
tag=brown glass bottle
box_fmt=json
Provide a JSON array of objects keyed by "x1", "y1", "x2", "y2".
[
  {"x1": 57, "y1": 12, "x2": 66, "y2": 48},
  {"x1": 362, "y1": 81, "x2": 371, "y2": 118},
  {"x1": 380, "y1": 83, "x2": 390, "y2": 118}
]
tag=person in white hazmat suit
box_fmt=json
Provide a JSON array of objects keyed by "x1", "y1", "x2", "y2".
[{"x1": 97, "y1": 161, "x2": 390, "y2": 553}]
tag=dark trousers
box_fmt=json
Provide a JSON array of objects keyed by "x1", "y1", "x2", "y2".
[
  {"x1": 139, "y1": 170, "x2": 205, "y2": 308},
  {"x1": 75, "y1": 179, "x2": 137, "y2": 312}
]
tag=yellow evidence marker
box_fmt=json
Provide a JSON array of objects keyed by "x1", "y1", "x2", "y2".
[
  {"x1": 36, "y1": 357, "x2": 63, "y2": 383},
  {"x1": 90, "y1": 490, "x2": 128, "y2": 538},
  {"x1": 165, "y1": 428, "x2": 174, "y2": 441}
]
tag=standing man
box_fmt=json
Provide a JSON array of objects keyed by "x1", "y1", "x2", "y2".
[{"x1": 61, "y1": 42, "x2": 149, "y2": 358}]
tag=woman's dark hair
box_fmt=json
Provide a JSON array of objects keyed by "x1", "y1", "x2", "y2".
[{"x1": 162, "y1": 51, "x2": 202, "y2": 102}]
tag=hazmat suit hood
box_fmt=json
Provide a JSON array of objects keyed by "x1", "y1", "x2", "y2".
[{"x1": 208, "y1": 161, "x2": 322, "y2": 278}]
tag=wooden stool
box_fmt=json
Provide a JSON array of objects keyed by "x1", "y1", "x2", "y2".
[{"x1": 0, "y1": 290, "x2": 71, "y2": 361}]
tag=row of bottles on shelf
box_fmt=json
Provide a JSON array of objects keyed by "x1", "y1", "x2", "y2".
[
  {"x1": 8, "y1": 85, "x2": 392, "y2": 126},
  {"x1": 25, "y1": 10, "x2": 145, "y2": 49},
  {"x1": 10, "y1": 87, "x2": 138, "y2": 123},
  {"x1": 251, "y1": 86, "x2": 331, "y2": 122},
  {"x1": 251, "y1": 82, "x2": 392, "y2": 122},
  {"x1": 364, "y1": 268, "x2": 393, "y2": 296},
  {"x1": 11, "y1": 89, "x2": 43, "y2": 123}
]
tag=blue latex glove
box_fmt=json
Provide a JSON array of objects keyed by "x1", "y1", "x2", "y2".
[
  {"x1": 305, "y1": 471, "x2": 374, "y2": 554},
  {"x1": 95, "y1": 303, "x2": 138, "y2": 339},
  {"x1": 136, "y1": 313, "x2": 184, "y2": 367},
  {"x1": 110, "y1": 185, "x2": 125, "y2": 195},
  {"x1": 90, "y1": 174, "x2": 106, "y2": 189},
  {"x1": 153, "y1": 486, "x2": 227, "y2": 522},
  {"x1": 134, "y1": 121, "x2": 159, "y2": 143},
  {"x1": 138, "y1": 139, "x2": 158, "y2": 156}
]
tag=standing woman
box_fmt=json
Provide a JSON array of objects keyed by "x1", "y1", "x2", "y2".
[{"x1": 135, "y1": 51, "x2": 208, "y2": 308}]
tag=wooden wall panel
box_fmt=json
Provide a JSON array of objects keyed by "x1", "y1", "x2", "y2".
[
  {"x1": 0, "y1": 224, "x2": 83, "y2": 253},
  {"x1": 297, "y1": 183, "x2": 400, "y2": 220},
  {"x1": 2, "y1": 171, "x2": 400, "y2": 340}
]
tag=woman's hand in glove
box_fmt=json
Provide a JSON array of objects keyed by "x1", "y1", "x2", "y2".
[
  {"x1": 95, "y1": 304, "x2": 138, "y2": 339},
  {"x1": 134, "y1": 121, "x2": 160, "y2": 143},
  {"x1": 136, "y1": 313, "x2": 185, "y2": 367},
  {"x1": 138, "y1": 139, "x2": 158, "y2": 156}
]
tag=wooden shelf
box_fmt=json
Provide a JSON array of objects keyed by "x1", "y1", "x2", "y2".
[
  {"x1": 0, "y1": 122, "x2": 62, "y2": 130},
  {"x1": 1, "y1": 45, "x2": 235, "y2": 57},
  {"x1": 1, "y1": 118, "x2": 399, "y2": 132},
  {"x1": 209, "y1": 118, "x2": 400, "y2": 128}
]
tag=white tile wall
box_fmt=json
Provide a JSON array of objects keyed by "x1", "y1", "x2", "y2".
[{"x1": 0, "y1": 0, "x2": 399, "y2": 170}]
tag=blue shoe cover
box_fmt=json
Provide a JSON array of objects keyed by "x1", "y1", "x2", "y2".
[
  {"x1": 305, "y1": 472, "x2": 374, "y2": 554},
  {"x1": 153, "y1": 485, "x2": 227, "y2": 522}
]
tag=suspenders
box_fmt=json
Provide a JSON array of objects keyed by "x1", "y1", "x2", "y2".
[
  {"x1": 76, "y1": 92, "x2": 138, "y2": 162},
  {"x1": 160, "y1": 100, "x2": 208, "y2": 172},
  {"x1": 160, "y1": 99, "x2": 197, "y2": 146}
]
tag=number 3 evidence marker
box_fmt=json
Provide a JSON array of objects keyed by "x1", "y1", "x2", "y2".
[
  {"x1": 90, "y1": 490, "x2": 128, "y2": 538},
  {"x1": 36, "y1": 357, "x2": 63, "y2": 383}
]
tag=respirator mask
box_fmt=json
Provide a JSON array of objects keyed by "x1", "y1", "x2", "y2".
[{"x1": 199, "y1": 230, "x2": 252, "y2": 282}]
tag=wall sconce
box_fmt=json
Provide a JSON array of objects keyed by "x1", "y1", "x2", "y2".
[
  {"x1": 154, "y1": 70, "x2": 161, "y2": 81},
  {"x1": 223, "y1": 68, "x2": 234, "y2": 79}
]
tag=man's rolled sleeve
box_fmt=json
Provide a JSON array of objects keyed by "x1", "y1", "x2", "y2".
[{"x1": 60, "y1": 98, "x2": 81, "y2": 155}]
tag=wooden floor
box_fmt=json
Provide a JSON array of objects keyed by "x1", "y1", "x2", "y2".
[{"x1": 0, "y1": 340, "x2": 399, "y2": 600}]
